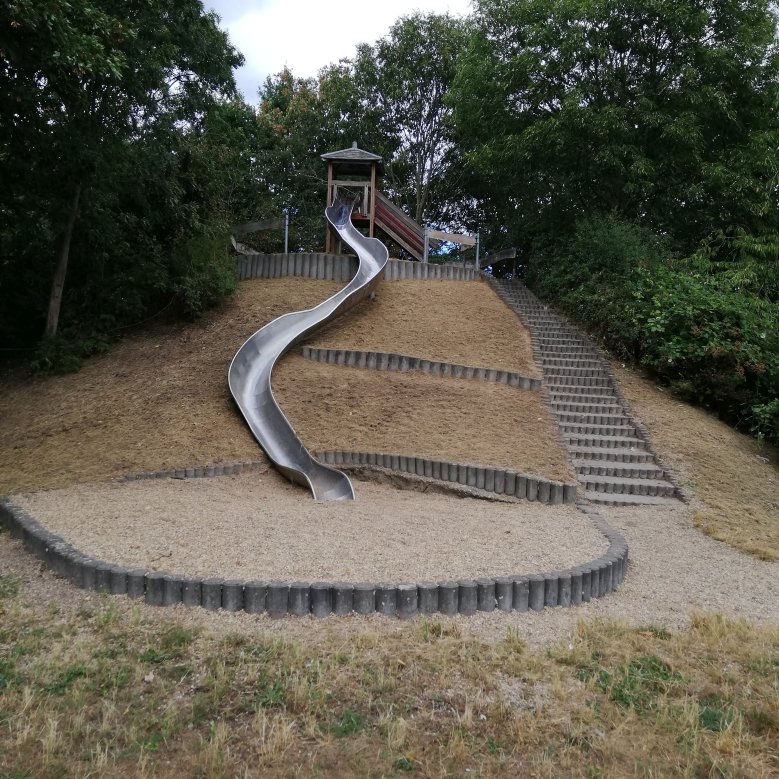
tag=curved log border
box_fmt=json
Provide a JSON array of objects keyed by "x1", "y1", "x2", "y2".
[
  {"x1": 300, "y1": 346, "x2": 541, "y2": 390},
  {"x1": 0, "y1": 495, "x2": 626, "y2": 618}
]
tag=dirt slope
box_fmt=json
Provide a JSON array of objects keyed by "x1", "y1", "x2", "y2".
[{"x1": 0, "y1": 277, "x2": 561, "y2": 493}]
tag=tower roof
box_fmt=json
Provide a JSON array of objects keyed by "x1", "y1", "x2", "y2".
[{"x1": 321, "y1": 141, "x2": 383, "y2": 164}]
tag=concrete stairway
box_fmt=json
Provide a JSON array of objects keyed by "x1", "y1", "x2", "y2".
[{"x1": 493, "y1": 279, "x2": 680, "y2": 506}]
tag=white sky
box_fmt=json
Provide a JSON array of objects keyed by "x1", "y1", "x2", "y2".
[{"x1": 206, "y1": 0, "x2": 474, "y2": 102}]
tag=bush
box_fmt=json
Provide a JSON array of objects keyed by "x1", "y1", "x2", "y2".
[
  {"x1": 527, "y1": 215, "x2": 779, "y2": 445},
  {"x1": 23, "y1": 235, "x2": 237, "y2": 374},
  {"x1": 632, "y1": 267, "x2": 778, "y2": 438},
  {"x1": 31, "y1": 333, "x2": 112, "y2": 375},
  {"x1": 170, "y1": 236, "x2": 237, "y2": 319}
]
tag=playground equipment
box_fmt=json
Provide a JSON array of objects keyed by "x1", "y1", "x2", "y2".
[
  {"x1": 322, "y1": 142, "x2": 475, "y2": 262},
  {"x1": 227, "y1": 197, "x2": 388, "y2": 501}
]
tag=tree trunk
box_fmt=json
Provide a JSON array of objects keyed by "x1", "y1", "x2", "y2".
[{"x1": 44, "y1": 183, "x2": 81, "y2": 338}]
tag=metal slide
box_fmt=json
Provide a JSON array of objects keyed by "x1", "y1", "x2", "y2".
[{"x1": 228, "y1": 198, "x2": 389, "y2": 501}]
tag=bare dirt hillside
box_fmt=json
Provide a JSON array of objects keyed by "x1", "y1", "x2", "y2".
[
  {"x1": 2, "y1": 274, "x2": 776, "y2": 562},
  {"x1": 0, "y1": 277, "x2": 560, "y2": 493},
  {"x1": 273, "y1": 355, "x2": 570, "y2": 479},
  {"x1": 311, "y1": 280, "x2": 538, "y2": 375}
]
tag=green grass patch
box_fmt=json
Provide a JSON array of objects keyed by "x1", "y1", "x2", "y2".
[
  {"x1": 393, "y1": 755, "x2": 414, "y2": 772},
  {"x1": 697, "y1": 696, "x2": 734, "y2": 732},
  {"x1": 0, "y1": 594, "x2": 776, "y2": 778},
  {"x1": 42, "y1": 664, "x2": 88, "y2": 695},
  {"x1": 597, "y1": 654, "x2": 684, "y2": 711},
  {"x1": 255, "y1": 674, "x2": 287, "y2": 708},
  {"x1": 0, "y1": 575, "x2": 21, "y2": 599},
  {"x1": 331, "y1": 708, "x2": 365, "y2": 737}
]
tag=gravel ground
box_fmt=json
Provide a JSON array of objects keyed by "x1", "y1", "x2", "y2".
[
  {"x1": 460, "y1": 501, "x2": 779, "y2": 645},
  {"x1": 13, "y1": 472, "x2": 605, "y2": 582},
  {"x1": 9, "y1": 472, "x2": 777, "y2": 649},
  {"x1": 2, "y1": 497, "x2": 777, "y2": 650}
]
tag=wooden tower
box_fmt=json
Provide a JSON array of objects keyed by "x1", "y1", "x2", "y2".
[{"x1": 321, "y1": 142, "x2": 383, "y2": 253}]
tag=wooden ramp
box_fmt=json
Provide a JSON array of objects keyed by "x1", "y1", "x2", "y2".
[{"x1": 374, "y1": 192, "x2": 426, "y2": 260}]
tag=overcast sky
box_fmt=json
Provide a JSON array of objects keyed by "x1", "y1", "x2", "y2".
[{"x1": 206, "y1": 0, "x2": 474, "y2": 102}]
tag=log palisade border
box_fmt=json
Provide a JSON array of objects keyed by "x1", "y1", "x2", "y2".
[
  {"x1": 235, "y1": 253, "x2": 480, "y2": 282},
  {"x1": 300, "y1": 346, "x2": 541, "y2": 391},
  {"x1": 0, "y1": 494, "x2": 627, "y2": 618}
]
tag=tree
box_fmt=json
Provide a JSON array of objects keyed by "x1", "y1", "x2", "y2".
[
  {"x1": 452, "y1": 0, "x2": 779, "y2": 250},
  {"x1": 253, "y1": 65, "x2": 395, "y2": 251},
  {"x1": 353, "y1": 12, "x2": 469, "y2": 226},
  {"x1": 0, "y1": 0, "x2": 242, "y2": 339},
  {"x1": 254, "y1": 68, "x2": 334, "y2": 251}
]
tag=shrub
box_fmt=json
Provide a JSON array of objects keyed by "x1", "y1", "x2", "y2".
[
  {"x1": 170, "y1": 236, "x2": 237, "y2": 319},
  {"x1": 527, "y1": 215, "x2": 779, "y2": 445},
  {"x1": 31, "y1": 333, "x2": 112, "y2": 375}
]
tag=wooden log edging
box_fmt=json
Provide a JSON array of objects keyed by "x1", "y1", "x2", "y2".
[
  {"x1": 314, "y1": 450, "x2": 576, "y2": 504},
  {"x1": 114, "y1": 454, "x2": 576, "y2": 505},
  {"x1": 235, "y1": 253, "x2": 481, "y2": 283},
  {"x1": 117, "y1": 460, "x2": 268, "y2": 482},
  {"x1": 385, "y1": 259, "x2": 480, "y2": 281},
  {"x1": 236, "y1": 252, "x2": 357, "y2": 282},
  {"x1": 0, "y1": 495, "x2": 628, "y2": 618},
  {"x1": 300, "y1": 346, "x2": 541, "y2": 391}
]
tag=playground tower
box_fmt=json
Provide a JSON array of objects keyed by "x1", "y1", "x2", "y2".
[
  {"x1": 322, "y1": 142, "x2": 382, "y2": 254},
  {"x1": 322, "y1": 142, "x2": 435, "y2": 260}
]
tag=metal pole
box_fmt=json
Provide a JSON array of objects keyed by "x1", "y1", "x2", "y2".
[
  {"x1": 423, "y1": 226, "x2": 428, "y2": 263},
  {"x1": 476, "y1": 232, "x2": 480, "y2": 271},
  {"x1": 284, "y1": 210, "x2": 289, "y2": 253}
]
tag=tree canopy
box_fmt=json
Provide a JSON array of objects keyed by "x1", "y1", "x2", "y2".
[
  {"x1": 450, "y1": 0, "x2": 779, "y2": 441},
  {"x1": 453, "y1": 0, "x2": 779, "y2": 250},
  {"x1": 0, "y1": 0, "x2": 252, "y2": 353}
]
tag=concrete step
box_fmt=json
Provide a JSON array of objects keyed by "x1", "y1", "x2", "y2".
[
  {"x1": 536, "y1": 331, "x2": 592, "y2": 346},
  {"x1": 584, "y1": 491, "x2": 680, "y2": 507},
  {"x1": 533, "y1": 325, "x2": 578, "y2": 332},
  {"x1": 551, "y1": 403, "x2": 624, "y2": 415},
  {"x1": 537, "y1": 334, "x2": 582, "y2": 342},
  {"x1": 544, "y1": 367, "x2": 610, "y2": 377},
  {"x1": 560, "y1": 423, "x2": 639, "y2": 437},
  {"x1": 565, "y1": 433, "x2": 647, "y2": 449},
  {"x1": 499, "y1": 287, "x2": 673, "y2": 501},
  {"x1": 556, "y1": 412, "x2": 631, "y2": 426},
  {"x1": 538, "y1": 337, "x2": 586, "y2": 345},
  {"x1": 550, "y1": 390, "x2": 620, "y2": 402},
  {"x1": 542, "y1": 358, "x2": 604, "y2": 368},
  {"x1": 543, "y1": 347, "x2": 600, "y2": 357},
  {"x1": 546, "y1": 377, "x2": 612, "y2": 388},
  {"x1": 568, "y1": 446, "x2": 655, "y2": 463},
  {"x1": 579, "y1": 474, "x2": 675, "y2": 497},
  {"x1": 528, "y1": 320, "x2": 570, "y2": 328},
  {"x1": 574, "y1": 460, "x2": 666, "y2": 479},
  {"x1": 542, "y1": 343, "x2": 598, "y2": 352}
]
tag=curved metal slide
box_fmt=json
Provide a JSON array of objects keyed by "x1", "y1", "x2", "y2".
[{"x1": 228, "y1": 199, "x2": 389, "y2": 501}]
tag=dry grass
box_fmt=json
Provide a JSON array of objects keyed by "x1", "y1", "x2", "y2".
[
  {"x1": 311, "y1": 280, "x2": 539, "y2": 376},
  {"x1": 2, "y1": 273, "x2": 777, "y2": 777},
  {"x1": 612, "y1": 363, "x2": 779, "y2": 561},
  {"x1": 1, "y1": 569, "x2": 777, "y2": 778},
  {"x1": 0, "y1": 279, "x2": 342, "y2": 493},
  {"x1": 273, "y1": 355, "x2": 572, "y2": 481},
  {"x1": 0, "y1": 277, "x2": 554, "y2": 495}
]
